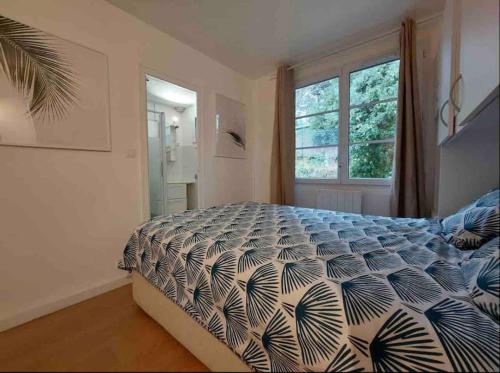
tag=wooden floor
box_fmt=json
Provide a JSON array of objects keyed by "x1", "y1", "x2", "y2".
[{"x1": 0, "y1": 284, "x2": 208, "y2": 372}]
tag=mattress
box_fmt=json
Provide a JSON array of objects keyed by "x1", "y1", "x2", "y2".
[{"x1": 120, "y1": 202, "x2": 499, "y2": 372}]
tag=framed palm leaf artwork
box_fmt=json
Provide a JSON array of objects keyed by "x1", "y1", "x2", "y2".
[
  {"x1": 215, "y1": 93, "x2": 246, "y2": 159},
  {"x1": 0, "y1": 14, "x2": 111, "y2": 151}
]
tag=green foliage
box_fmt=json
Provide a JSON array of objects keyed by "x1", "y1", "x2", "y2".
[
  {"x1": 296, "y1": 113, "x2": 339, "y2": 148},
  {"x1": 296, "y1": 78, "x2": 339, "y2": 117},
  {"x1": 295, "y1": 60, "x2": 399, "y2": 179},
  {"x1": 350, "y1": 60, "x2": 399, "y2": 105},
  {"x1": 349, "y1": 143, "x2": 395, "y2": 179},
  {"x1": 349, "y1": 60, "x2": 399, "y2": 178},
  {"x1": 349, "y1": 101, "x2": 396, "y2": 143},
  {"x1": 295, "y1": 78, "x2": 339, "y2": 178},
  {"x1": 296, "y1": 148, "x2": 338, "y2": 179}
]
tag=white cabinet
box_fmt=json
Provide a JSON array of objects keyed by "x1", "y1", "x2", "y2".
[
  {"x1": 437, "y1": 0, "x2": 499, "y2": 144},
  {"x1": 437, "y1": 0, "x2": 460, "y2": 144},
  {"x1": 166, "y1": 198, "x2": 187, "y2": 215},
  {"x1": 456, "y1": 0, "x2": 499, "y2": 126},
  {"x1": 166, "y1": 183, "x2": 187, "y2": 214},
  {"x1": 167, "y1": 183, "x2": 187, "y2": 200}
]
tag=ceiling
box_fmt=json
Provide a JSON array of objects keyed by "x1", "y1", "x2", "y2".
[
  {"x1": 108, "y1": 0, "x2": 444, "y2": 79},
  {"x1": 146, "y1": 75, "x2": 196, "y2": 108}
]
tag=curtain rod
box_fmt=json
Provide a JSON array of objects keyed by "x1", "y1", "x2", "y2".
[{"x1": 269, "y1": 12, "x2": 442, "y2": 79}]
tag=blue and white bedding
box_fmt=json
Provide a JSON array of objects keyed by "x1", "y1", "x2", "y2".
[{"x1": 120, "y1": 202, "x2": 499, "y2": 372}]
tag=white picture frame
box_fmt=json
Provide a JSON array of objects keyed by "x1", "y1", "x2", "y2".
[
  {"x1": 214, "y1": 93, "x2": 246, "y2": 159},
  {"x1": 0, "y1": 15, "x2": 111, "y2": 151}
]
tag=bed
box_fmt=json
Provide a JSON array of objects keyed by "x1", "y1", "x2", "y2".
[{"x1": 120, "y1": 199, "x2": 499, "y2": 372}]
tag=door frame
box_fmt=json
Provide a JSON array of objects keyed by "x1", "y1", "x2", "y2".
[{"x1": 139, "y1": 65, "x2": 206, "y2": 221}]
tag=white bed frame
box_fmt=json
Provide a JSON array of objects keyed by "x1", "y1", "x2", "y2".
[{"x1": 132, "y1": 272, "x2": 251, "y2": 372}]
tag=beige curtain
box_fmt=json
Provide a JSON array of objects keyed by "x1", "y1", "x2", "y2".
[
  {"x1": 270, "y1": 65, "x2": 295, "y2": 205},
  {"x1": 390, "y1": 18, "x2": 427, "y2": 217}
]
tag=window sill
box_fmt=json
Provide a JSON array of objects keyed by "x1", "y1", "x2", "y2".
[
  {"x1": 296, "y1": 178, "x2": 340, "y2": 185},
  {"x1": 344, "y1": 178, "x2": 392, "y2": 186},
  {"x1": 295, "y1": 178, "x2": 392, "y2": 187}
]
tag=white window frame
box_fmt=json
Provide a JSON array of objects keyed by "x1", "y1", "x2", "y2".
[{"x1": 295, "y1": 51, "x2": 399, "y2": 186}]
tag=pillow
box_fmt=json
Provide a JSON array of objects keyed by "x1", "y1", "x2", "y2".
[
  {"x1": 461, "y1": 237, "x2": 499, "y2": 322},
  {"x1": 464, "y1": 188, "x2": 500, "y2": 209},
  {"x1": 441, "y1": 188, "x2": 499, "y2": 250}
]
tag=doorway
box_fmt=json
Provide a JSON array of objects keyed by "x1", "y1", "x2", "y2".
[{"x1": 146, "y1": 75, "x2": 199, "y2": 218}]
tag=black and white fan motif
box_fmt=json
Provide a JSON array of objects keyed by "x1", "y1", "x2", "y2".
[{"x1": 121, "y1": 202, "x2": 499, "y2": 372}]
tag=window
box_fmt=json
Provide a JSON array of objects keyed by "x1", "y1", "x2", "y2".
[
  {"x1": 295, "y1": 77, "x2": 339, "y2": 179},
  {"x1": 295, "y1": 58, "x2": 400, "y2": 183}
]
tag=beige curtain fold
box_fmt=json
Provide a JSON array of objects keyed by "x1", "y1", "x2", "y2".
[
  {"x1": 270, "y1": 65, "x2": 295, "y2": 205},
  {"x1": 390, "y1": 17, "x2": 427, "y2": 218}
]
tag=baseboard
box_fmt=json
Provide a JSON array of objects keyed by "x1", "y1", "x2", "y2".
[{"x1": 0, "y1": 275, "x2": 132, "y2": 332}]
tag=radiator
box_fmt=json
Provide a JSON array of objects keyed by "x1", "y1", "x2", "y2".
[{"x1": 316, "y1": 189, "x2": 362, "y2": 213}]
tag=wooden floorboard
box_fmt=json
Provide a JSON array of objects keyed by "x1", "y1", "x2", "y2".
[{"x1": 0, "y1": 284, "x2": 208, "y2": 372}]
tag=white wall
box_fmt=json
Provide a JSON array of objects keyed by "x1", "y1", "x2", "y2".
[
  {"x1": 181, "y1": 104, "x2": 197, "y2": 146},
  {"x1": 251, "y1": 17, "x2": 442, "y2": 216},
  {"x1": 0, "y1": 0, "x2": 253, "y2": 330},
  {"x1": 170, "y1": 103, "x2": 198, "y2": 184}
]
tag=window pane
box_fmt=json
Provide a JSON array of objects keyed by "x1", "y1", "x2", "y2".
[
  {"x1": 349, "y1": 101, "x2": 397, "y2": 142},
  {"x1": 349, "y1": 143, "x2": 394, "y2": 179},
  {"x1": 296, "y1": 112, "x2": 339, "y2": 147},
  {"x1": 350, "y1": 60, "x2": 399, "y2": 106},
  {"x1": 296, "y1": 77, "x2": 339, "y2": 117},
  {"x1": 296, "y1": 147, "x2": 338, "y2": 179}
]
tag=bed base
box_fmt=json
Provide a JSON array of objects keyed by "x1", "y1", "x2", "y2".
[{"x1": 132, "y1": 272, "x2": 251, "y2": 372}]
